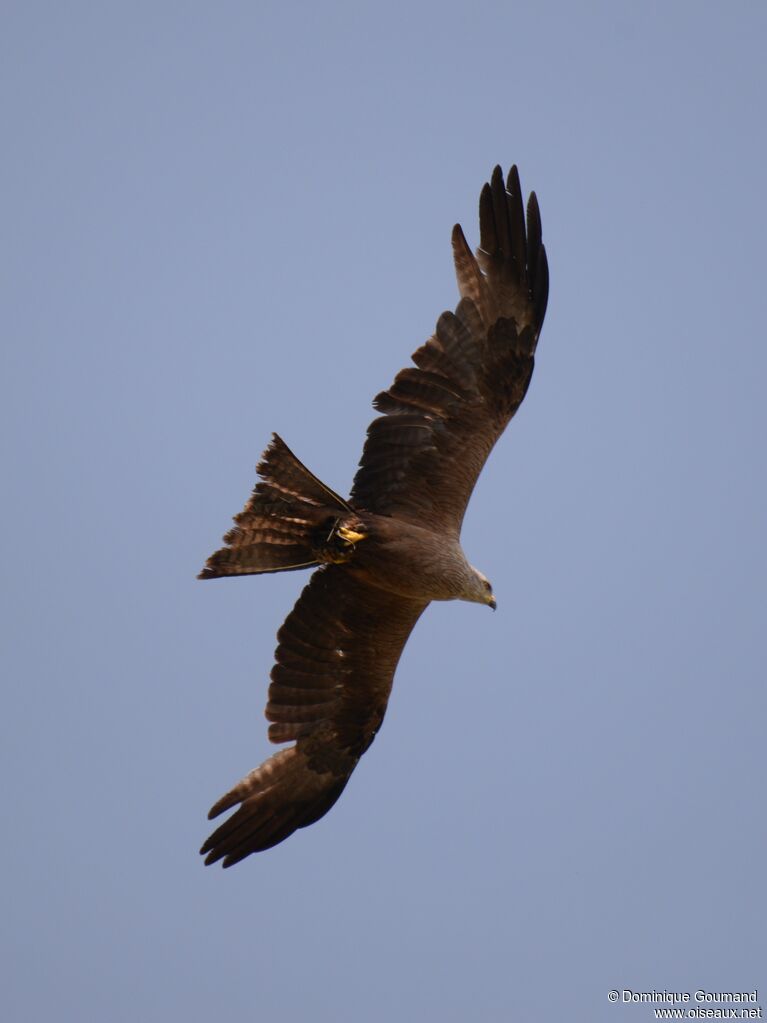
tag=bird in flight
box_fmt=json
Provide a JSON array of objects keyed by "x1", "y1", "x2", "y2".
[{"x1": 199, "y1": 165, "x2": 549, "y2": 866}]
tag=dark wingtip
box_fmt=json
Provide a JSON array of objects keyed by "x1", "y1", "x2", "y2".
[
  {"x1": 208, "y1": 791, "x2": 238, "y2": 820},
  {"x1": 506, "y1": 164, "x2": 521, "y2": 194},
  {"x1": 533, "y1": 242, "x2": 549, "y2": 326}
]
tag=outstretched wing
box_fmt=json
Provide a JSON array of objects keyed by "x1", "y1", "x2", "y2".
[
  {"x1": 201, "y1": 566, "x2": 426, "y2": 866},
  {"x1": 351, "y1": 165, "x2": 548, "y2": 535}
]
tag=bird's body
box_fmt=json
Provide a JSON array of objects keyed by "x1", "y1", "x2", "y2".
[
  {"x1": 341, "y1": 512, "x2": 489, "y2": 604},
  {"x1": 198, "y1": 165, "x2": 548, "y2": 866}
]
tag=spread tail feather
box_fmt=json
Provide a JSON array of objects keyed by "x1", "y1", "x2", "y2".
[{"x1": 199, "y1": 434, "x2": 351, "y2": 579}]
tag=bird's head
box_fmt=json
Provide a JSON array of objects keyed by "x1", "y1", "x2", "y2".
[{"x1": 468, "y1": 566, "x2": 496, "y2": 611}]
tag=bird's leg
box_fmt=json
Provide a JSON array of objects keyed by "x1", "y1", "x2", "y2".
[{"x1": 315, "y1": 517, "x2": 369, "y2": 564}]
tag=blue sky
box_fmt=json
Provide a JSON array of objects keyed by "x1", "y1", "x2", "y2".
[{"x1": 3, "y1": 2, "x2": 765, "y2": 1020}]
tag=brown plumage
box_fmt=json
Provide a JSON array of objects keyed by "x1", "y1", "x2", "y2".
[{"x1": 198, "y1": 165, "x2": 549, "y2": 866}]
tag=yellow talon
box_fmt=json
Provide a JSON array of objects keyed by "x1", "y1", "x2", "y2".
[{"x1": 337, "y1": 525, "x2": 367, "y2": 545}]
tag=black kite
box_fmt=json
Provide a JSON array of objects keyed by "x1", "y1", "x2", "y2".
[{"x1": 199, "y1": 165, "x2": 549, "y2": 866}]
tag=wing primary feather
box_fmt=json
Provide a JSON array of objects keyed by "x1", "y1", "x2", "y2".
[
  {"x1": 506, "y1": 164, "x2": 528, "y2": 286},
  {"x1": 490, "y1": 164, "x2": 513, "y2": 263},
  {"x1": 451, "y1": 223, "x2": 485, "y2": 309},
  {"x1": 526, "y1": 191, "x2": 542, "y2": 294},
  {"x1": 533, "y1": 242, "x2": 549, "y2": 326},
  {"x1": 478, "y1": 181, "x2": 498, "y2": 256}
]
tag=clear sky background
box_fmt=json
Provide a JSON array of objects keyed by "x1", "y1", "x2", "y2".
[{"x1": 3, "y1": 3, "x2": 765, "y2": 1021}]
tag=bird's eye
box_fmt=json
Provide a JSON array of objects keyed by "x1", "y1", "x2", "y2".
[{"x1": 484, "y1": 580, "x2": 491, "y2": 591}]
